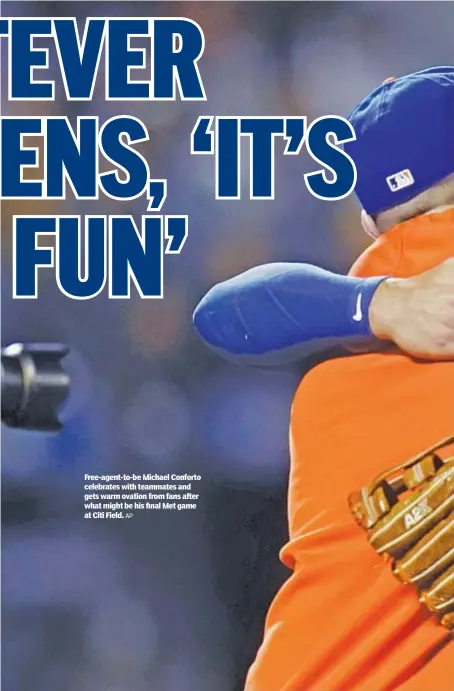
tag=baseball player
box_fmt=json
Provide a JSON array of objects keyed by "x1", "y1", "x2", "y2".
[
  {"x1": 197, "y1": 67, "x2": 454, "y2": 691},
  {"x1": 245, "y1": 67, "x2": 454, "y2": 691}
]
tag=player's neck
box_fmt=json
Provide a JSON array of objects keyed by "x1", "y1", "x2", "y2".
[
  {"x1": 424, "y1": 203, "x2": 454, "y2": 216},
  {"x1": 349, "y1": 207, "x2": 454, "y2": 279}
]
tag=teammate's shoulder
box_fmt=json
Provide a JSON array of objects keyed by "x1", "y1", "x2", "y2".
[{"x1": 293, "y1": 349, "x2": 385, "y2": 404}]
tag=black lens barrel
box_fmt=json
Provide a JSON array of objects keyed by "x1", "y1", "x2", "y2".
[{"x1": 1, "y1": 343, "x2": 70, "y2": 431}]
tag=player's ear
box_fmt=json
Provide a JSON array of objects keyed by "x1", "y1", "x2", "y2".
[{"x1": 361, "y1": 210, "x2": 380, "y2": 239}]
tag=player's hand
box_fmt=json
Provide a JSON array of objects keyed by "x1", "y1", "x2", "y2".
[{"x1": 368, "y1": 258, "x2": 454, "y2": 359}]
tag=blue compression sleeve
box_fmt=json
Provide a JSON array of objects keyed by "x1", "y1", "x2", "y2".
[{"x1": 193, "y1": 263, "x2": 388, "y2": 366}]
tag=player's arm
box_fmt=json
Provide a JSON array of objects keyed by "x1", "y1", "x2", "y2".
[
  {"x1": 193, "y1": 262, "x2": 386, "y2": 365},
  {"x1": 193, "y1": 259, "x2": 454, "y2": 365},
  {"x1": 368, "y1": 258, "x2": 454, "y2": 360}
]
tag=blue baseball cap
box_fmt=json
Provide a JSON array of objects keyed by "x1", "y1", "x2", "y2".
[{"x1": 344, "y1": 67, "x2": 454, "y2": 216}]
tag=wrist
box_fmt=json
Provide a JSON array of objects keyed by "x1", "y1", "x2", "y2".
[{"x1": 368, "y1": 278, "x2": 401, "y2": 340}]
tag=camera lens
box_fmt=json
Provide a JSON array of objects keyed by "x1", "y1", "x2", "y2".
[{"x1": 1, "y1": 343, "x2": 70, "y2": 431}]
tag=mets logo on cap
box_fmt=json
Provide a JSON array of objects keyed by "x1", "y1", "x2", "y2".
[{"x1": 386, "y1": 168, "x2": 415, "y2": 192}]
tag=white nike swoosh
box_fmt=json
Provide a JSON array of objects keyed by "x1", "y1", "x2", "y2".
[{"x1": 352, "y1": 293, "x2": 363, "y2": 322}]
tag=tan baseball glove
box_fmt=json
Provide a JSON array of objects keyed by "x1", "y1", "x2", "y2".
[{"x1": 348, "y1": 435, "x2": 454, "y2": 630}]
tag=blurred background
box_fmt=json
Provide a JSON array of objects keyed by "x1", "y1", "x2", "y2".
[{"x1": 2, "y1": 2, "x2": 454, "y2": 690}]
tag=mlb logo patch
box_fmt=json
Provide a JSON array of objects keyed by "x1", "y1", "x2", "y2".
[{"x1": 386, "y1": 169, "x2": 414, "y2": 192}]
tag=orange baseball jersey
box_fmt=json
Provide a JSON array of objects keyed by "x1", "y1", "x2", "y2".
[{"x1": 245, "y1": 209, "x2": 454, "y2": 691}]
